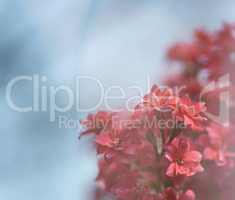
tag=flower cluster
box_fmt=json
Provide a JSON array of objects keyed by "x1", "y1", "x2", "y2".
[{"x1": 80, "y1": 24, "x2": 235, "y2": 200}]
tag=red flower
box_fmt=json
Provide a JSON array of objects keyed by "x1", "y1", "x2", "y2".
[
  {"x1": 160, "y1": 188, "x2": 196, "y2": 200},
  {"x1": 139, "y1": 85, "x2": 177, "y2": 112},
  {"x1": 165, "y1": 137, "x2": 204, "y2": 177},
  {"x1": 95, "y1": 132, "x2": 120, "y2": 149},
  {"x1": 179, "y1": 190, "x2": 196, "y2": 200},
  {"x1": 79, "y1": 23, "x2": 235, "y2": 200},
  {"x1": 80, "y1": 111, "x2": 112, "y2": 137},
  {"x1": 175, "y1": 96, "x2": 207, "y2": 131},
  {"x1": 164, "y1": 75, "x2": 202, "y2": 100},
  {"x1": 167, "y1": 42, "x2": 200, "y2": 63},
  {"x1": 138, "y1": 85, "x2": 207, "y2": 131},
  {"x1": 168, "y1": 23, "x2": 235, "y2": 80}
]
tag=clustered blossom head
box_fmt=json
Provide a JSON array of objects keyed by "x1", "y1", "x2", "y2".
[{"x1": 80, "y1": 23, "x2": 235, "y2": 200}]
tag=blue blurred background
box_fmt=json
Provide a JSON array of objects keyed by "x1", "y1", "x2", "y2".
[{"x1": 1, "y1": 0, "x2": 235, "y2": 199}]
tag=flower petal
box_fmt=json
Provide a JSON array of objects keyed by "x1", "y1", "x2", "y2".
[
  {"x1": 184, "y1": 151, "x2": 202, "y2": 162},
  {"x1": 166, "y1": 163, "x2": 176, "y2": 177}
]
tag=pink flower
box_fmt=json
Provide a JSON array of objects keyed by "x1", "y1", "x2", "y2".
[
  {"x1": 175, "y1": 96, "x2": 207, "y2": 131},
  {"x1": 138, "y1": 85, "x2": 207, "y2": 131},
  {"x1": 139, "y1": 85, "x2": 177, "y2": 112},
  {"x1": 80, "y1": 111, "x2": 113, "y2": 138},
  {"x1": 165, "y1": 137, "x2": 204, "y2": 177},
  {"x1": 160, "y1": 188, "x2": 196, "y2": 200},
  {"x1": 167, "y1": 42, "x2": 200, "y2": 63}
]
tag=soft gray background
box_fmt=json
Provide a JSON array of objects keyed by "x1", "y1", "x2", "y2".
[{"x1": 0, "y1": 0, "x2": 235, "y2": 199}]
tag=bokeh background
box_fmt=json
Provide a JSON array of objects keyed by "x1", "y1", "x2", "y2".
[{"x1": 1, "y1": 0, "x2": 235, "y2": 199}]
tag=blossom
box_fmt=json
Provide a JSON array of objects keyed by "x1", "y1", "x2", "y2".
[
  {"x1": 79, "y1": 23, "x2": 235, "y2": 200},
  {"x1": 167, "y1": 23, "x2": 235, "y2": 80},
  {"x1": 164, "y1": 75, "x2": 202, "y2": 100},
  {"x1": 167, "y1": 42, "x2": 200, "y2": 64},
  {"x1": 165, "y1": 137, "x2": 204, "y2": 177},
  {"x1": 80, "y1": 111, "x2": 113, "y2": 137},
  {"x1": 139, "y1": 85, "x2": 177, "y2": 112},
  {"x1": 160, "y1": 188, "x2": 196, "y2": 200},
  {"x1": 175, "y1": 96, "x2": 207, "y2": 131},
  {"x1": 138, "y1": 85, "x2": 206, "y2": 131}
]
